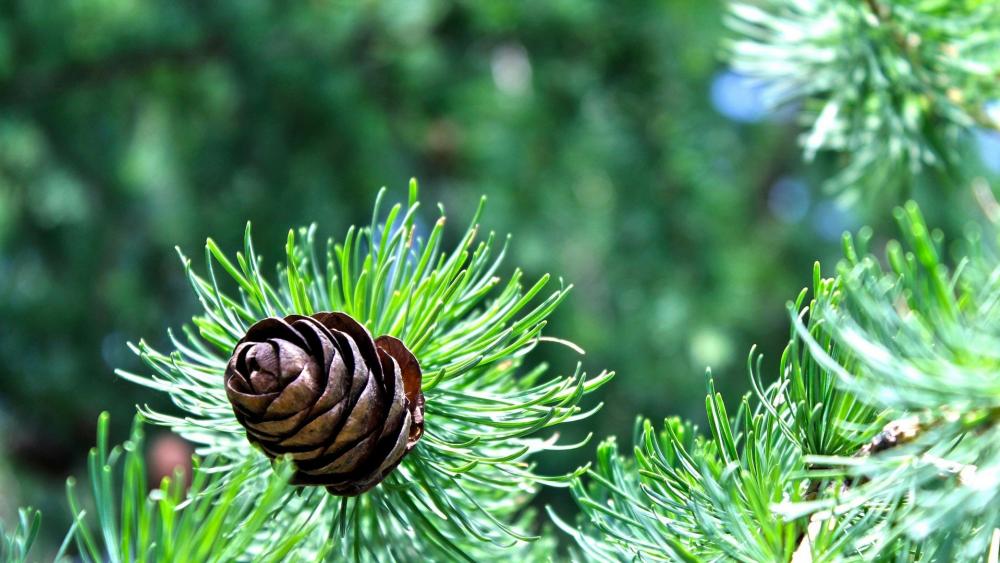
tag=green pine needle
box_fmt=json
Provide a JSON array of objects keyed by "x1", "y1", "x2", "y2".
[
  {"x1": 726, "y1": 0, "x2": 1000, "y2": 197},
  {"x1": 750, "y1": 261, "x2": 880, "y2": 459},
  {"x1": 556, "y1": 376, "x2": 818, "y2": 561},
  {"x1": 61, "y1": 412, "x2": 326, "y2": 562},
  {"x1": 0, "y1": 506, "x2": 40, "y2": 563}
]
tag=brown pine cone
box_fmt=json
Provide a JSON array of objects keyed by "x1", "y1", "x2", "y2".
[{"x1": 223, "y1": 312, "x2": 424, "y2": 496}]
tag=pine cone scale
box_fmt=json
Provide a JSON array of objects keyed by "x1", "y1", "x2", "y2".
[
  {"x1": 244, "y1": 412, "x2": 309, "y2": 440},
  {"x1": 374, "y1": 355, "x2": 406, "y2": 439},
  {"x1": 224, "y1": 311, "x2": 425, "y2": 496},
  {"x1": 305, "y1": 353, "x2": 348, "y2": 414},
  {"x1": 261, "y1": 363, "x2": 323, "y2": 419},
  {"x1": 279, "y1": 405, "x2": 347, "y2": 449},
  {"x1": 375, "y1": 335, "x2": 424, "y2": 445},
  {"x1": 225, "y1": 384, "x2": 277, "y2": 417}
]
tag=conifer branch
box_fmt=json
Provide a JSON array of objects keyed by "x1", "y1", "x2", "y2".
[
  {"x1": 726, "y1": 0, "x2": 1000, "y2": 195},
  {"x1": 114, "y1": 180, "x2": 610, "y2": 559},
  {"x1": 783, "y1": 201, "x2": 1000, "y2": 559},
  {"x1": 562, "y1": 198, "x2": 1000, "y2": 560}
]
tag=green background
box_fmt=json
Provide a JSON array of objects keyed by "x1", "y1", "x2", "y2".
[{"x1": 1, "y1": 0, "x2": 996, "y2": 552}]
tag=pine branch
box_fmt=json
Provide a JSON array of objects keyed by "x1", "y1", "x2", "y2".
[
  {"x1": 725, "y1": 0, "x2": 1000, "y2": 196},
  {"x1": 554, "y1": 374, "x2": 821, "y2": 561},
  {"x1": 781, "y1": 202, "x2": 1000, "y2": 560},
  {"x1": 561, "y1": 198, "x2": 1000, "y2": 560},
  {"x1": 865, "y1": 0, "x2": 999, "y2": 133},
  {"x1": 115, "y1": 180, "x2": 611, "y2": 559},
  {"x1": 791, "y1": 415, "x2": 922, "y2": 561},
  {"x1": 555, "y1": 250, "x2": 892, "y2": 560}
]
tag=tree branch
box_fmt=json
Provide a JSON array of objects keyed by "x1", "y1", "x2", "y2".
[{"x1": 791, "y1": 416, "x2": 921, "y2": 561}]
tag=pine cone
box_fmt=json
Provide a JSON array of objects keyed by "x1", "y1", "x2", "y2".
[{"x1": 223, "y1": 312, "x2": 424, "y2": 495}]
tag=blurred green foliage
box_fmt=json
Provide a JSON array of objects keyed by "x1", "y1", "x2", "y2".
[{"x1": 0, "y1": 0, "x2": 996, "y2": 552}]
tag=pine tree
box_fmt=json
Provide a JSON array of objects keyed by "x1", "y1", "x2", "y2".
[{"x1": 4, "y1": 1, "x2": 1000, "y2": 561}]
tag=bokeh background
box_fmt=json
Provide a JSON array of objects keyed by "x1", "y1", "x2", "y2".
[{"x1": 2, "y1": 0, "x2": 998, "y2": 552}]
